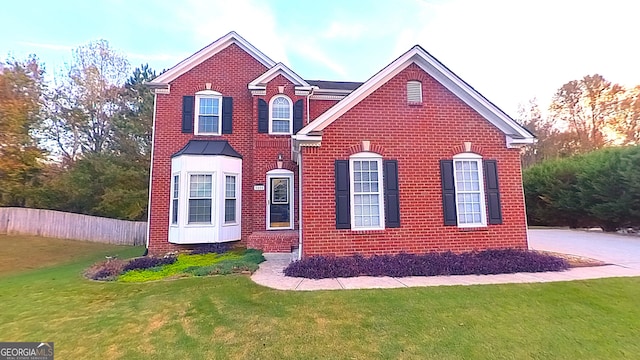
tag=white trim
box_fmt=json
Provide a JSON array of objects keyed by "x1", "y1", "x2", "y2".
[
  {"x1": 309, "y1": 94, "x2": 346, "y2": 101},
  {"x1": 223, "y1": 173, "x2": 239, "y2": 226},
  {"x1": 452, "y1": 154, "x2": 487, "y2": 228},
  {"x1": 298, "y1": 46, "x2": 535, "y2": 143},
  {"x1": 349, "y1": 153, "x2": 385, "y2": 231},
  {"x1": 248, "y1": 62, "x2": 310, "y2": 91},
  {"x1": 266, "y1": 169, "x2": 294, "y2": 230},
  {"x1": 268, "y1": 95, "x2": 293, "y2": 135},
  {"x1": 194, "y1": 93, "x2": 222, "y2": 136},
  {"x1": 149, "y1": 31, "x2": 275, "y2": 88},
  {"x1": 170, "y1": 173, "x2": 180, "y2": 226},
  {"x1": 145, "y1": 92, "x2": 158, "y2": 250}
]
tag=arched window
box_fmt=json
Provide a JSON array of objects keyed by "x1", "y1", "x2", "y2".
[{"x1": 269, "y1": 95, "x2": 292, "y2": 134}]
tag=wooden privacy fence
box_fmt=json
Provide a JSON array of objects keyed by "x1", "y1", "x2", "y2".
[{"x1": 0, "y1": 207, "x2": 147, "y2": 246}]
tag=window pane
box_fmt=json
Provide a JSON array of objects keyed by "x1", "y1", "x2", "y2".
[
  {"x1": 225, "y1": 176, "x2": 236, "y2": 198},
  {"x1": 198, "y1": 115, "x2": 219, "y2": 133},
  {"x1": 225, "y1": 199, "x2": 236, "y2": 223},
  {"x1": 272, "y1": 119, "x2": 290, "y2": 133},
  {"x1": 173, "y1": 175, "x2": 179, "y2": 198},
  {"x1": 172, "y1": 199, "x2": 178, "y2": 224},
  {"x1": 199, "y1": 97, "x2": 219, "y2": 115},
  {"x1": 188, "y1": 199, "x2": 212, "y2": 223},
  {"x1": 190, "y1": 175, "x2": 212, "y2": 197},
  {"x1": 351, "y1": 159, "x2": 382, "y2": 229}
]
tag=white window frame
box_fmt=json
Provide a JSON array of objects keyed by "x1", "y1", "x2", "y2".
[
  {"x1": 407, "y1": 80, "x2": 423, "y2": 103},
  {"x1": 223, "y1": 174, "x2": 238, "y2": 225},
  {"x1": 349, "y1": 152, "x2": 385, "y2": 231},
  {"x1": 268, "y1": 95, "x2": 293, "y2": 135},
  {"x1": 452, "y1": 152, "x2": 487, "y2": 228},
  {"x1": 187, "y1": 172, "x2": 215, "y2": 225},
  {"x1": 195, "y1": 90, "x2": 222, "y2": 136},
  {"x1": 170, "y1": 173, "x2": 179, "y2": 226}
]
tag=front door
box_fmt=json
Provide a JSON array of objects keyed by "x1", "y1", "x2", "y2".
[{"x1": 267, "y1": 173, "x2": 293, "y2": 229}]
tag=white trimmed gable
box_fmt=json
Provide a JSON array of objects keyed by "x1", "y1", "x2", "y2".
[
  {"x1": 296, "y1": 46, "x2": 535, "y2": 147},
  {"x1": 148, "y1": 31, "x2": 276, "y2": 90},
  {"x1": 248, "y1": 62, "x2": 312, "y2": 94}
]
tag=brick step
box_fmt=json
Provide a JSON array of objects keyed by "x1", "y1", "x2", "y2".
[{"x1": 247, "y1": 230, "x2": 299, "y2": 253}]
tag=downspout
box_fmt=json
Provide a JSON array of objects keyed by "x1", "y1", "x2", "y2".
[
  {"x1": 144, "y1": 92, "x2": 158, "y2": 256},
  {"x1": 297, "y1": 149, "x2": 303, "y2": 260},
  {"x1": 297, "y1": 87, "x2": 315, "y2": 260}
]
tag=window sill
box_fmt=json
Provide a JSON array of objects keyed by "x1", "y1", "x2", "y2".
[
  {"x1": 458, "y1": 226, "x2": 489, "y2": 232},
  {"x1": 351, "y1": 228, "x2": 385, "y2": 234},
  {"x1": 407, "y1": 101, "x2": 423, "y2": 107},
  {"x1": 267, "y1": 133, "x2": 292, "y2": 136},
  {"x1": 194, "y1": 133, "x2": 222, "y2": 136}
]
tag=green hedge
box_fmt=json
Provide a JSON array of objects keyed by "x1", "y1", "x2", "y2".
[{"x1": 523, "y1": 146, "x2": 640, "y2": 231}]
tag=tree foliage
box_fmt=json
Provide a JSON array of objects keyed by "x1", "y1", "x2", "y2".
[
  {"x1": 523, "y1": 146, "x2": 640, "y2": 231},
  {"x1": 0, "y1": 56, "x2": 46, "y2": 206}
]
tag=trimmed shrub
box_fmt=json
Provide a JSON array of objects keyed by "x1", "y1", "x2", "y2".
[
  {"x1": 123, "y1": 255, "x2": 177, "y2": 272},
  {"x1": 84, "y1": 258, "x2": 127, "y2": 281},
  {"x1": 190, "y1": 243, "x2": 232, "y2": 255},
  {"x1": 283, "y1": 249, "x2": 569, "y2": 279}
]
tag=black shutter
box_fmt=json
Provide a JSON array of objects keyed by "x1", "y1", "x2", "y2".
[
  {"x1": 335, "y1": 160, "x2": 351, "y2": 229},
  {"x1": 182, "y1": 96, "x2": 195, "y2": 133},
  {"x1": 221, "y1": 97, "x2": 233, "y2": 134},
  {"x1": 293, "y1": 99, "x2": 304, "y2": 134},
  {"x1": 440, "y1": 160, "x2": 457, "y2": 226},
  {"x1": 383, "y1": 160, "x2": 400, "y2": 228},
  {"x1": 484, "y1": 160, "x2": 503, "y2": 224},
  {"x1": 258, "y1": 99, "x2": 268, "y2": 133}
]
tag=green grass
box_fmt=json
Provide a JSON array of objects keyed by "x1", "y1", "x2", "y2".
[
  {"x1": 118, "y1": 251, "x2": 262, "y2": 282},
  {"x1": 1, "y1": 237, "x2": 640, "y2": 359},
  {"x1": 0, "y1": 234, "x2": 143, "y2": 276}
]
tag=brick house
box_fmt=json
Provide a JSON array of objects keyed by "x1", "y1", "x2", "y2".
[{"x1": 146, "y1": 31, "x2": 535, "y2": 258}]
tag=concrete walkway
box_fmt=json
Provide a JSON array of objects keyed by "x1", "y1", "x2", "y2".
[{"x1": 251, "y1": 229, "x2": 640, "y2": 291}]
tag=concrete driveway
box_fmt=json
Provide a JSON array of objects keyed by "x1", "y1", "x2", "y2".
[{"x1": 528, "y1": 229, "x2": 640, "y2": 270}]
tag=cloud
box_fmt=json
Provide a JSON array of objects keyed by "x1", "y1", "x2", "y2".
[
  {"x1": 322, "y1": 21, "x2": 366, "y2": 40},
  {"x1": 167, "y1": 0, "x2": 289, "y2": 64},
  {"x1": 17, "y1": 41, "x2": 73, "y2": 52},
  {"x1": 288, "y1": 39, "x2": 348, "y2": 78}
]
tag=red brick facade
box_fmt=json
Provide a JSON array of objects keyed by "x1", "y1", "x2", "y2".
[
  {"x1": 148, "y1": 33, "x2": 530, "y2": 257},
  {"x1": 300, "y1": 64, "x2": 528, "y2": 256}
]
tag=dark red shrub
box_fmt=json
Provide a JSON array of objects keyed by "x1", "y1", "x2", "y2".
[{"x1": 284, "y1": 249, "x2": 569, "y2": 279}]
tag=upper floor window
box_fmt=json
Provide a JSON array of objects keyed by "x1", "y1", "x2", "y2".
[
  {"x1": 195, "y1": 90, "x2": 222, "y2": 135},
  {"x1": 407, "y1": 80, "x2": 422, "y2": 104},
  {"x1": 269, "y1": 95, "x2": 292, "y2": 134}
]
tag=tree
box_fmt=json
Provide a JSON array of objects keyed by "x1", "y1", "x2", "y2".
[
  {"x1": 549, "y1": 74, "x2": 624, "y2": 153},
  {"x1": 45, "y1": 40, "x2": 130, "y2": 162},
  {"x1": 111, "y1": 64, "x2": 156, "y2": 162},
  {"x1": 0, "y1": 56, "x2": 46, "y2": 206},
  {"x1": 517, "y1": 99, "x2": 579, "y2": 167}
]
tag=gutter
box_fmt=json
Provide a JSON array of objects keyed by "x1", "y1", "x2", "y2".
[{"x1": 143, "y1": 92, "x2": 158, "y2": 256}]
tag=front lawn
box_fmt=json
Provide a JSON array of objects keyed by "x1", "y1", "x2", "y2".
[
  {"x1": 0, "y1": 234, "x2": 143, "y2": 276},
  {"x1": 1, "y1": 238, "x2": 639, "y2": 359}
]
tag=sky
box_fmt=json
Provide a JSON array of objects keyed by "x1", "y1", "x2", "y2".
[{"x1": 1, "y1": 0, "x2": 638, "y2": 117}]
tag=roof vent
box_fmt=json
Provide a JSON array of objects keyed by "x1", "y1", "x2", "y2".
[{"x1": 407, "y1": 80, "x2": 422, "y2": 104}]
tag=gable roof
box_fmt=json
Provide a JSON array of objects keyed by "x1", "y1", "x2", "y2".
[
  {"x1": 248, "y1": 62, "x2": 311, "y2": 90},
  {"x1": 172, "y1": 140, "x2": 242, "y2": 158},
  {"x1": 297, "y1": 46, "x2": 534, "y2": 143},
  {"x1": 149, "y1": 31, "x2": 276, "y2": 88}
]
